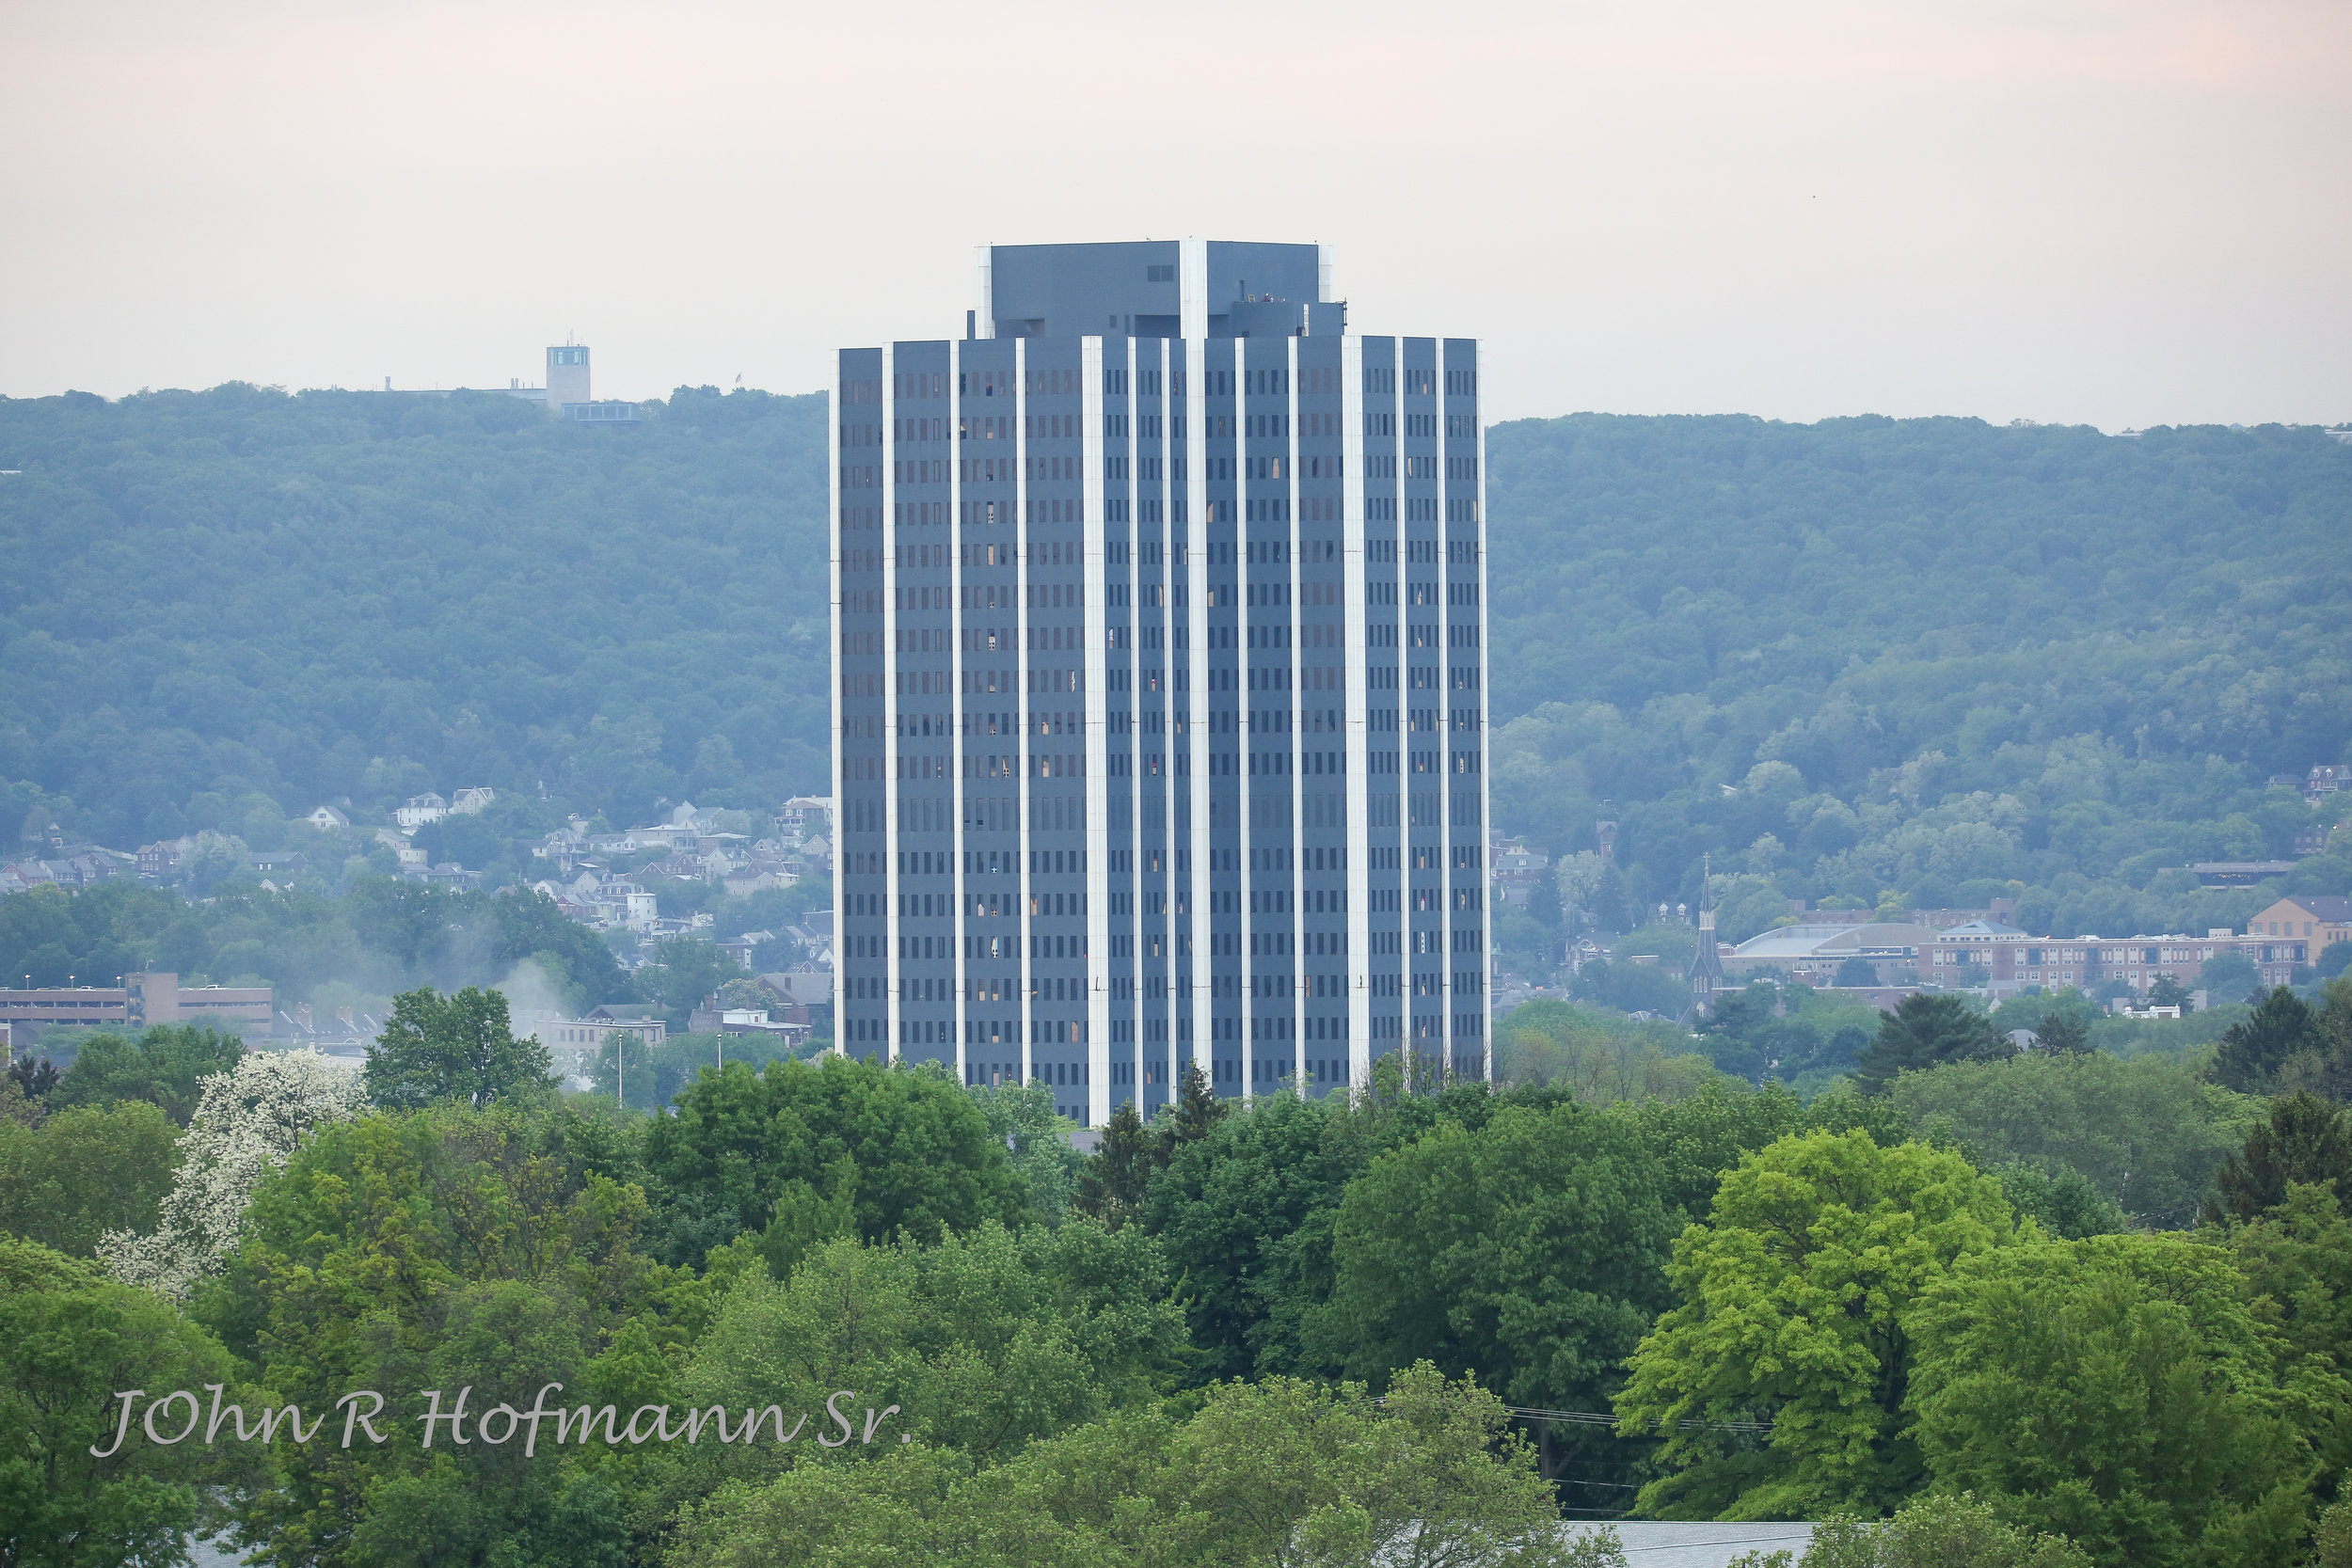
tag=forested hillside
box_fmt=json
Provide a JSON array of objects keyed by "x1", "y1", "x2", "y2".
[
  {"x1": 0, "y1": 384, "x2": 829, "y2": 847},
  {"x1": 1484, "y1": 415, "x2": 2351, "y2": 946},
  {"x1": 2, "y1": 390, "x2": 2345, "y2": 949}
]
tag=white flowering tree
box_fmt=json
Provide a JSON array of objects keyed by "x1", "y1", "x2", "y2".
[{"x1": 100, "y1": 1047, "x2": 367, "y2": 1301}]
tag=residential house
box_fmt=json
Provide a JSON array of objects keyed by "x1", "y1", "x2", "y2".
[
  {"x1": 531, "y1": 824, "x2": 589, "y2": 872},
  {"x1": 1488, "y1": 836, "x2": 1550, "y2": 909},
  {"x1": 778, "y1": 796, "x2": 832, "y2": 837},
  {"x1": 375, "y1": 828, "x2": 428, "y2": 868},
  {"x1": 755, "y1": 970, "x2": 834, "y2": 1013},
  {"x1": 395, "y1": 793, "x2": 448, "y2": 829},
  {"x1": 136, "y1": 839, "x2": 186, "y2": 879},
  {"x1": 304, "y1": 804, "x2": 351, "y2": 830},
  {"x1": 449, "y1": 787, "x2": 496, "y2": 816},
  {"x1": 2, "y1": 851, "x2": 122, "y2": 893},
  {"x1": 250, "y1": 850, "x2": 310, "y2": 879}
]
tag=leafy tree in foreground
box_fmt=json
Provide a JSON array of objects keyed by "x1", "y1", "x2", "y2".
[
  {"x1": 1909, "y1": 1234, "x2": 2328, "y2": 1568},
  {"x1": 679, "y1": 1219, "x2": 1186, "y2": 1470},
  {"x1": 100, "y1": 1047, "x2": 366, "y2": 1300},
  {"x1": 1604, "y1": 1077, "x2": 1811, "y2": 1221},
  {"x1": 963, "y1": 1073, "x2": 1085, "y2": 1224},
  {"x1": 2222, "y1": 1182, "x2": 2352, "y2": 1388},
  {"x1": 364, "y1": 985, "x2": 553, "y2": 1110},
  {"x1": 1141, "y1": 1089, "x2": 1374, "y2": 1384},
  {"x1": 0, "y1": 1100, "x2": 180, "y2": 1258},
  {"x1": 1614, "y1": 1129, "x2": 2016, "y2": 1520},
  {"x1": 2028, "y1": 1007, "x2": 2092, "y2": 1055},
  {"x1": 1790, "y1": 1492, "x2": 2093, "y2": 1568},
  {"x1": 199, "y1": 1101, "x2": 676, "y2": 1568},
  {"x1": 49, "y1": 1024, "x2": 246, "y2": 1125},
  {"x1": 1319, "y1": 1104, "x2": 1677, "y2": 1418},
  {"x1": 0, "y1": 1236, "x2": 248, "y2": 1568},
  {"x1": 2322, "y1": 1481, "x2": 2352, "y2": 1568},
  {"x1": 2202, "y1": 1091, "x2": 2352, "y2": 1225},
  {"x1": 1888, "y1": 1052, "x2": 2257, "y2": 1227},
  {"x1": 2211, "y1": 986, "x2": 2321, "y2": 1095},
  {"x1": 642, "y1": 1054, "x2": 1027, "y2": 1267},
  {"x1": 1985, "y1": 1162, "x2": 2128, "y2": 1241},
  {"x1": 1852, "y1": 993, "x2": 2011, "y2": 1095},
  {"x1": 1073, "y1": 1099, "x2": 1152, "y2": 1229},
  {"x1": 663, "y1": 1363, "x2": 1596, "y2": 1568}
]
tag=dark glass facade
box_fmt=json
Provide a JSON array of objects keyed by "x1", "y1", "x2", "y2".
[{"x1": 833, "y1": 242, "x2": 1486, "y2": 1125}]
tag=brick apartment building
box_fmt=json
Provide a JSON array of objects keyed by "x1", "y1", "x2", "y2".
[{"x1": 1924, "y1": 913, "x2": 2318, "y2": 998}]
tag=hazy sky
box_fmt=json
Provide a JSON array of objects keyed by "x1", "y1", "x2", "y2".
[{"x1": 5, "y1": 0, "x2": 2346, "y2": 428}]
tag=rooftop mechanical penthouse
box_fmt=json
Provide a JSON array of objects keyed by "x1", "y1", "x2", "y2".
[{"x1": 832, "y1": 239, "x2": 1489, "y2": 1127}]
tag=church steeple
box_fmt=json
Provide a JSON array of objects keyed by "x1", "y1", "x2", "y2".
[{"x1": 1684, "y1": 853, "x2": 1726, "y2": 1020}]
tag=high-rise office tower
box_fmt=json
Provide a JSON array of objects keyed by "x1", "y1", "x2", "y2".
[{"x1": 832, "y1": 240, "x2": 1487, "y2": 1127}]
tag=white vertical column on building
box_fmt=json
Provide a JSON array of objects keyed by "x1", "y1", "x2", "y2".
[
  {"x1": 949, "y1": 341, "x2": 967, "y2": 1085},
  {"x1": 1013, "y1": 341, "x2": 1032, "y2": 1085},
  {"x1": 1341, "y1": 336, "x2": 1370, "y2": 1092},
  {"x1": 1082, "y1": 336, "x2": 1111, "y2": 1128},
  {"x1": 1284, "y1": 336, "x2": 1304, "y2": 1094},
  {"x1": 1318, "y1": 245, "x2": 1335, "y2": 305},
  {"x1": 1180, "y1": 241, "x2": 1208, "y2": 344},
  {"x1": 1184, "y1": 336, "x2": 1212, "y2": 1081},
  {"x1": 1390, "y1": 343, "x2": 1406, "y2": 1074},
  {"x1": 1435, "y1": 345, "x2": 1452, "y2": 1080},
  {"x1": 827, "y1": 374, "x2": 845, "y2": 1055},
  {"x1": 1473, "y1": 345, "x2": 1493, "y2": 1082},
  {"x1": 1158, "y1": 335, "x2": 1179, "y2": 1101},
  {"x1": 882, "y1": 345, "x2": 900, "y2": 1061},
  {"x1": 975, "y1": 247, "x2": 994, "y2": 340},
  {"x1": 1121, "y1": 336, "x2": 1142, "y2": 1111},
  {"x1": 1237, "y1": 353, "x2": 1253, "y2": 1103}
]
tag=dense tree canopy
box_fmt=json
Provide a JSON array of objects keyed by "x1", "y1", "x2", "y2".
[
  {"x1": 49, "y1": 1023, "x2": 245, "y2": 1125},
  {"x1": 363, "y1": 985, "x2": 554, "y2": 1110},
  {"x1": 1318, "y1": 1105, "x2": 1677, "y2": 1416},
  {"x1": 0, "y1": 385, "x2": 828, "y2": 845},
  {"x1": 1485, "y1": 415, "x2": 2352, "y2": 934},
  {"x1": 1910, "y1": 1234, "x2": 2328, "y2": 1568},
  {"x1": 1615, "y1": 1129, "x2": 2017, "y2": 1520},
  {"x1": 1888, "y1": 1052, "x2": 2259, "y2": 1228},
  {"x1": 1852, "y1": 992, "x2": 2013, "y2": 1095},
  {"x1": 641, "y1": 1055, "x2": 1029, "y2": 1268}
]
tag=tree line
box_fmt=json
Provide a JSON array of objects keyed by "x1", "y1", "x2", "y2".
[{"x1": 8, "y1": 974, "x2": 2352, "y2": 1564}]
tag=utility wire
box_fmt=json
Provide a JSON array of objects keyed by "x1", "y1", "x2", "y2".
[
  {"x1": 1504, "y1": 1403, "x2": 1776, "y2": 1434},
  {"x1": 1372, "y1": 1395, "x2": 1772, "y2": 1435}
]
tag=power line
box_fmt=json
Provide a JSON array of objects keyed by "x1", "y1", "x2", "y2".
[
  {"x1": 1503, "y1": 1403, "x2": 1776, "y2": 1434},
  {"x1": 1368, "y1": 1395, "x2": 1773, "y2": 1435}
]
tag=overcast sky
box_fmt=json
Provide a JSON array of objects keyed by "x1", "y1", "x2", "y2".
[{"x1": 4, "y1": 0, "x2": 2345, "y2": 428}]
